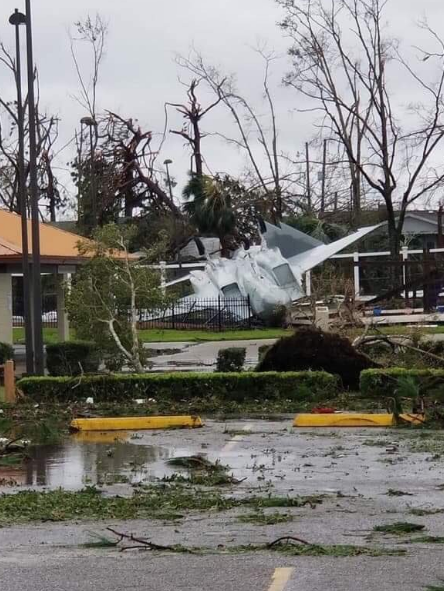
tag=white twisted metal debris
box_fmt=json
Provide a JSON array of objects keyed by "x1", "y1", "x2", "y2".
[{"x1": 178, "y1": 221, "x2": 381, "y2": 318}]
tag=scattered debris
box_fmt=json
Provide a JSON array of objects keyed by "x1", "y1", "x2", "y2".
[
  {"x1": 106, "y1": 527, "x2": 196, "y2": 553},
  {"x1": 238, "y1": 512, "x2": 293, "y2": 526},
  {"x1": 409, "y1": 507, "x2": 444, "y2": 516},
  {"x1": 373, "y1": 522, "x2": 426, "y2": 535},
  {"x1": 387, "y1": 489, "x2": 413, "y2": 497},
  {"x1": 405, "y1": 536, "x2": 444, "y2": 544}
]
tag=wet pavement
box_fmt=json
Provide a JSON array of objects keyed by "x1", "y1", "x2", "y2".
[
  {"x1": 2, "y1": 420, "x2": 444, "y2": 590},
  {"x1": 146, "y1": 339, "x2": 277, "y2": 371}
]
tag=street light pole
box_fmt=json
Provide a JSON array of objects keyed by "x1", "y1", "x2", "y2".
[
  {"x1": 24, "y1": 0, "x2": 44, "y2": 375},
  {"x1": 9, "y1": 8, "x2": 34, "y2": 375}
]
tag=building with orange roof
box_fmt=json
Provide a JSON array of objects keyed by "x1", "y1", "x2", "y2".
[{"x1": 0, "y1": 210, "x2": 96, "y2": 345}]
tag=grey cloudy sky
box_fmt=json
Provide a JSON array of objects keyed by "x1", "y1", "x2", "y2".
[{"x1": 0, "y1": 0, "x2": 443, "y2": 213}]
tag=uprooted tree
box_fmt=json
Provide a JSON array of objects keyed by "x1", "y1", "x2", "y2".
[
  {"x1": 278, "y1": 0, "x2": 444, "y2": 255},
  {"x1": 67, "y1": 224, "x2": 172, "y2": 372},
  {"x1": 73, "y1": 112, "x2": 182, "y2": 236}
]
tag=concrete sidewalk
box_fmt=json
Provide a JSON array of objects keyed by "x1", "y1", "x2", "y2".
[{"x1": 146, "y1": 339, "x2": 278, "y2": 371}]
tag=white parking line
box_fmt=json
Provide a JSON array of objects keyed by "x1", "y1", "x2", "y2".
[
  {"x1": 268, "y1": 568, "x2": 294, "y2": 591},
  {"x1": 221, "y1": 424, "x2": 252, "y2": 453}
]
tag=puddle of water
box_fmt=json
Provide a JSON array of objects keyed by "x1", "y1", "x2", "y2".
[
  {"x1": 0, "y1": 428, "x2": 291, "y2": 490},
  {"x1": 0, "y1": 432, "x2": 200, "y2": 489}
]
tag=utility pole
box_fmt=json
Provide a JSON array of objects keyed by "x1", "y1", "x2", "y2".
[
  {"x1": 321, "y1": 139, "x2": 327, "y2": 213},
  {"x1": 25, "y1": 0, "x2": 44, "y2": 374},
  {"x1": 305, "y1": 142, "x2": 312, "y2": 211},
  {"x1": 9, "y1": 8, "x2": 34, "y2": 374}
]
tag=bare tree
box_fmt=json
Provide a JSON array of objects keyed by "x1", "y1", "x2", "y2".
[
  {"x1": 167, "y1": 78, "x2": 224, "y2": 178},
  {"x1": 0, "y1": 44, "x2": 63, "y2": 219},
  {"x1": 177, "y1": 49, "x2": 287, "y2": 223},
  {"x1": 278, "y1": 0, "x2": 444, "y2": 255},
  {"x1": 70, "y1": 14, "x2": 107, "y2": 118},
  {"x1": 70, "y1": 14, "x2": 108, "y2": 230}
]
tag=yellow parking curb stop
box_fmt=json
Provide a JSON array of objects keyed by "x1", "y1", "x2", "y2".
[
  {"x1": 70, "y1": 415, "x2": 203, "y2": 432},
  {"x1": 293, "y1": 413, "x2": 426, "y2": 428}
]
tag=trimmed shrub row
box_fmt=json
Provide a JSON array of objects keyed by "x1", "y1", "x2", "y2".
[
  {"x1": 17, "y1": 371, "x2": 338, "y2": 404},
  {"x1": 216, "y1": 348, "x2": 246, "y2": 372},
  {"x1": 360, "y1": 368, "x2": 444, "y2": 398},
  {"x1": 46, "y1": 341, "x2": 100, "y2": 377}
]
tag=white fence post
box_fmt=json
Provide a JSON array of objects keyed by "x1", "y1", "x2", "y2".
[
  {"x1": 160, "y1": 261, "x2": 166, "y2": 295},
  {"x1": 353, "y1": 252, "x2": 360, "y2": 298},
  {"x1": 402, "y1": 247, "x2": 408, "y2": 294},
  {"x1": 305, "y1": 270, "x2": 312, "y2": 297}
]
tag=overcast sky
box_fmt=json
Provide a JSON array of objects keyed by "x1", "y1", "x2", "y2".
[{"x1": 0, "y1": 0, "x2": 443, "y2": 216}]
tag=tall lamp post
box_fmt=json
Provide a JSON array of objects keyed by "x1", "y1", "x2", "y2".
[
  {"x1": 24, "y1": 0, "x2": 44, "y2": 374},
  {"x1": 8, "y1": 8, "x2": 34, "y2": 374}
]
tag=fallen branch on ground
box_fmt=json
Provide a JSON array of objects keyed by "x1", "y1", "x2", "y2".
[
  {"x1": 106, "y1": 527, "x2": 197, "y2": 553},
  {"x1": 267, "y1": 535, "x2": 310, "y2": 547}
]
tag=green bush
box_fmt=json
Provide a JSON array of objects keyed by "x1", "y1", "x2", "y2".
[
  {"x1": 0, "y1": 342, "x2": 14, "y2": 364},
  {"x1": 216, "y1": 348, "x2": 246, "y2": 372},
  {"x1": 17, "y1": 371, "x2": 338, "y2": 404},
  {"x1": 46, "y1": 341, "x2": 100, "y2": 377},
  {"x1": 360, "y1": 368, "x2": 444, "y2": 399}
]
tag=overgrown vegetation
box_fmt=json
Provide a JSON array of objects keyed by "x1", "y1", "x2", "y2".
[{"x1": 361, "y1": 369, "x2": 444, "y2": 399}]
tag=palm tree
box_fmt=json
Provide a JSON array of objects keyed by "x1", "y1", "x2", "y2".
[
  {"x1": 285, "y1": 214, "x2": 347, "y2": 244},
  {"x1": 183, "y1": 174, "x2": 236, "y2": 257}
]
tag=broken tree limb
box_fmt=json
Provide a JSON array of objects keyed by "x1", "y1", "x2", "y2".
[
  {"x1": 106, "y1": 527, "x2": 196, "y2": 553},
  {"x1": 267, "y1": 536, "x2": 310, "y2": 548},
  {"x1": 353, "y1": 328, "x2": 444, "y2": 365}
]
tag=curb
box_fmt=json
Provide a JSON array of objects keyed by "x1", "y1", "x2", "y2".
[{"x1": 70, "y1": 415, "x2": 204, "y2": 432}]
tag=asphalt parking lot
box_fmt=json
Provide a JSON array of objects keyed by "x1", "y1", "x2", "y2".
[{"x1": 2, "y1": 420, "x2": 444, "y2": 590}]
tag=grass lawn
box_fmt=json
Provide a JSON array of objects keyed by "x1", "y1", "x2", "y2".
[
  {"x1": 137, "y1": 328, "x2": 292, "y2": 342},
  {"x1": 13, "y1": 328, "x2": 62, "y2": 345},
  {"x1": 13, "y1": 324, "x2": 444, "y2": 346},
  {"x1": 13, "y1": 327, "x2": 292, "y2": 345}
]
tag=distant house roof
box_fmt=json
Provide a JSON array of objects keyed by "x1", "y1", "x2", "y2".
[{"x1": 322, "y1": 209, "x2": 441, "y2": 235}]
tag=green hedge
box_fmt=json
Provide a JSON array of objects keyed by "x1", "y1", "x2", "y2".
[
  {"x1": 17, "y1": 371, "x2": 338, "y2": 404},
  {"x1": 216, "y1": 348, "x2": 246, "y2": 372},
  {"x1": 46, "y1": 341, "x2": 100, "y2": 376},
  {"x1": 360, "y1": 368, "x2": 444, "y2": 398}
]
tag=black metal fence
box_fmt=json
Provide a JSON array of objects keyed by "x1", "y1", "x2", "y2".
[
  {"x1": 137, "y1": 297, "x2": 252, "y2": 331},
  {"x1": 13, "y1": 295, "x2": 58, "y2": 328},
  {"x1": 12, "y1": 296, "x2": 253, "y2": 332}
]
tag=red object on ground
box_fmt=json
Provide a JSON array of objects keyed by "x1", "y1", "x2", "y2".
[{"x1": 311, "y1": 407, "x2": 336, "y2": 414}]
